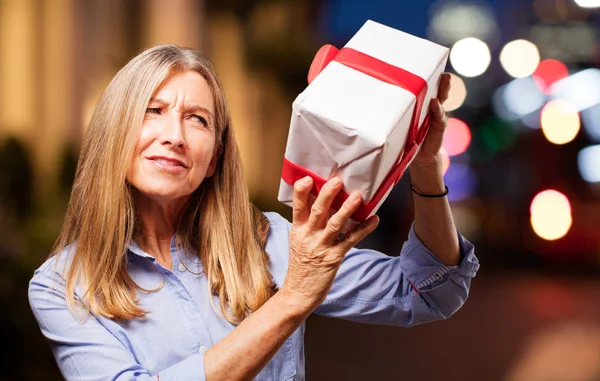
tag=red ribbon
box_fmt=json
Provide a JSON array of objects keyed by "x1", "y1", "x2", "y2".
[{"x1": 282, "y1": 45, "x2": 431, "y2": 221}]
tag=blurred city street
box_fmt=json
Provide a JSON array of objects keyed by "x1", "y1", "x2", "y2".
[{"x1": 1, "y1": 0, "x2": 600, "y2": 380}]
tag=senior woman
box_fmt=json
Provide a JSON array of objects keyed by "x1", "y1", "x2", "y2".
[{"x1": 29, "y1": 45, "x2": 479, "y2": 381}]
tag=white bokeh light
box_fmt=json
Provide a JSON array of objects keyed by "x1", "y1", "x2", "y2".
[
  {"x1": 429, "y1": 2, "x2": 499, "y2": 44},
  {"x1": 573, "y1": 0, "x2": 600, "y2": 8},
  {"x1": 500, "y1": 39, "x2": 540, "y2": 78},
  {"x1": 550, "y1": 69, "x2": 600, "y2": 111},
  {"x1": 450, "y1": 38, "x2": 491, "y2": 78},
  {"x1": 582, "y1": 104, "x2": 600, "y2": 142},
  {"x1": 578, "y1": 145, "x2": 600, "y2": 183},
  {"x1": 503, "y1": 77, "x2": 546, "y2": 118}
]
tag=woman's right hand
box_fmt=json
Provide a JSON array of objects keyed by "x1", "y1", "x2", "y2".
[{"x1": 280, "y1": 176, "x2": 380, "y2": 313}]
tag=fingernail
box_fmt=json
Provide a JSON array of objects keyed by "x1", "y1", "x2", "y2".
[
  {"x1": 330, "y1": 177, "x2": 342, "y2": 187},
  {"x1": 350, "y1": 192, "x2": 361, "y2": 202},
  {"x1": 302, "y1": 176, "x2": 312, "y2": 185}
]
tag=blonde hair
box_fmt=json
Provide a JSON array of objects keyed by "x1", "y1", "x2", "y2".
[{"x1": 52, "y1": 45, "x2": 274, "y2": 323}]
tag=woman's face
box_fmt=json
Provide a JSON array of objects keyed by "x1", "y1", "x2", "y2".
[{"x1": 126, "y1": 70, "x2": 218, "y2": 204}]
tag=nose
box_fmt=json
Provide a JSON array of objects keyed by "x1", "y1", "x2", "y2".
[{"x1": 159, "y1": 112, "x2": 186, "y2": 148}]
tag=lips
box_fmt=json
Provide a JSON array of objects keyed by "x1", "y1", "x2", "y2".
[{"x1": 147, "y1": 156, "x2": 188, "y2": 168}]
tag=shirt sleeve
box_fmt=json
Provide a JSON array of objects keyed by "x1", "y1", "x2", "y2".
[
  {"x1": 264, "y1": 212, "x2": 479, "y2": 327},
  {"x1": 315, "y1": 223, "x2": 479, "y2": 326},
  {"x1": 28, "y1": 259, "x2": 207, "y2": 381}
]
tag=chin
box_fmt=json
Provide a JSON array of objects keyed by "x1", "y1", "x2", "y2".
[{"x1": 136, "y1": 184, "x2": 194, "y2": 202}]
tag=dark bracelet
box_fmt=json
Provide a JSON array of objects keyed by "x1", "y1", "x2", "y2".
[{"x1": 410, "y1": 184, "x2": 449, "y2": 198}]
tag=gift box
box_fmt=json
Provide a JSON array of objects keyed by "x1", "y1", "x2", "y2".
[{"x1": 278, "y1": 20, "x2": 449, "y2": 223}]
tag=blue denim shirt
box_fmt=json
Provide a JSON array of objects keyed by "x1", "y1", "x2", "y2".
[{"x1": 29, "y1": 212, "x2": 479, "y2": 380}]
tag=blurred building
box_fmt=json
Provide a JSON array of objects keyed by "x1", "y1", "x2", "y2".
[{"x1": 0, "y1": 0, "x2": 316, "y2": 213}]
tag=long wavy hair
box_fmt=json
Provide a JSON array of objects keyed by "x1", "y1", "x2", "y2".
[{"x1": 51, "y1": 45, "x2": 273, "y2": 324}]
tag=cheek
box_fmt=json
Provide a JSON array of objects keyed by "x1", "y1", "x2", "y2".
[
  {"x1": 126, "y1": 123, "x2": 154, "y2": 178},
  {"x1": 137, "y1": 122, "x2": 156, "y2": 153},
  {"x1": 190, "y1": 133, "x2": 217, "y2": 165}
]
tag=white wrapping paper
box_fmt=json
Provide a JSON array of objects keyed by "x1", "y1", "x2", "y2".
[{"x1": 278, "y1": 20, "x2": 449, "y2": 221}]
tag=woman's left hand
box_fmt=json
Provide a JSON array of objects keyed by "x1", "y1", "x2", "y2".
[{"x1": 411, "y1": 72, "x2": 451, "y2": 166}]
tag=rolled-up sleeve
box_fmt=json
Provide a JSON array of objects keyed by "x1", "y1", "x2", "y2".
[
  {"x1": 28, "y1": 261, "x2": 207, "y2": 381},
  {"x1": 314, "y1": 223, "x2": 479, "y2": 326}
]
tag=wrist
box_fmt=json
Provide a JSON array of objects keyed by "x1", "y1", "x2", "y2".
[
  {"x1": 275, "y1": 286, "x2": 317, "y2": 320},
  {"x1": 409, "y1": 156, "x2": 445, "y2": 194}
]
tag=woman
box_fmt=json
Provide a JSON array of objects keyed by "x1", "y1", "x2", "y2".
[{"x1": 29, "y1": 45, "x2": 479, "y2": 381}]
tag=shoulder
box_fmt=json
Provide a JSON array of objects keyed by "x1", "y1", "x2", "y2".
[
  {"x1": 262, "y1": 212, "x2": 291, "y2": 288},
  {"x1": 29, "y1": 244, "x2": 78, "y2": 298},
  {"x1": 35, "y1": 243, "x2": 77, "y2": 277},
  {"x1": 263, "y1": 211, "x2": 291, "y2": 231}
]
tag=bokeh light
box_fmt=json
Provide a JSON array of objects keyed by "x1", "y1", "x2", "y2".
[
  {"x1": 450, "y1": 38, "x2": 491, "y2": 78},
  {"x1": 492, "y1": 85, "x2": 518, "y2": 121},
  {"x1": 530, "y1": 190, "x2": 572, "y2": 241},
  {"x1": 582, "y1": 103, "x2": 600, "y2": 142},
  {"x1": 445, "y1": 74, "x2": 467, "y2": 111},
  {"x1": 520, "y1": 109, "x2": 543, "y2": 130},
  {"x1": 428, "y1": 2, "x2": 499, "y2": 44},
  {"x1": 478, "y1": 117, "x2": 518, "y2": 152},
  {"x1": 573, "y1": 0, "x2": 600, "y2": 7},
  {"x1": 550, "y1": 69, "x2": 600, "y2": 112},
  {"x1": 443, "y1": 118, "x2": 471, "y2": 156},
  {"x1": 540, "y1": 100, "x2": 580, "y2": 145},
  {"x1": 578, "y1": 145, "x2": 600, "y2": 183},
  {"x1": 443, "y1": 163, "x2": 477, "y2": 202},
  {"x1": 499, "y1": 39, "x2": 540, "y2": 78},
  {"x1": 533, "y1": 59, "x2": 569, "y2": 94},
  {"x1": 502, "y1": 77, "x2": 546, "y2": 120}
]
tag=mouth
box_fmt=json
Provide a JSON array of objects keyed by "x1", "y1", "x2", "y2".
[{"x1": 147, "y1": 156, "x2": 188, "y2": 169}]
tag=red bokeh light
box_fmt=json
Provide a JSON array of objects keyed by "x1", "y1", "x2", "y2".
[
  {"x1": 533, "y1": 59, "x2": 569, "y2": 94},
  {"x1": 442, "y1": 118, "x2": 471, "y2": 156}
]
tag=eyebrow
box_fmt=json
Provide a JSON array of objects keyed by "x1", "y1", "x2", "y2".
[{"x1": 149, "y1": 97, "x2": 215, "y2": 122}]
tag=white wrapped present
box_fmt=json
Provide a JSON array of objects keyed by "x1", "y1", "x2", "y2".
[{"x1": 278, "y1": 20, "x2": 449, "y2": 222}]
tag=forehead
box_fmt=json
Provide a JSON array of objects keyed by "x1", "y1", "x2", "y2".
[{"x1": 152, "y1": 70, "x2": 214, "y2": 110}]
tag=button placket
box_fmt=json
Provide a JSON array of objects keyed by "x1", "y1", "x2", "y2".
[{"x1": 169, "y1": 246, "x2": 213, "y2": 354}]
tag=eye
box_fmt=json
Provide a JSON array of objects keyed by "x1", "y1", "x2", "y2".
[
  {"x1": 146, "y1": 107, "x2": 161, "y2": 114},
  {"x1": 191, "y1": 114, "x2": 208, "y2": 126}
]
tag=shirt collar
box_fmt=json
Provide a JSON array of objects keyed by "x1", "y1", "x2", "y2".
[{"x1": 126, "y1": 235, "x2": 179, "y2": 261}]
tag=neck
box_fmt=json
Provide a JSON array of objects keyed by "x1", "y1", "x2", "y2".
[{"x1": 133, "y1": 190, "x2": 190, "y2": 269}]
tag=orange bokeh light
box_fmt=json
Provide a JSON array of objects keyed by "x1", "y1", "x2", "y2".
[
  {"x1": 540, "y1": 99, "x2": 580, "y2": 145},
  {"x1": 530, "y1": 189, "x2": 572, "y2": 240}
]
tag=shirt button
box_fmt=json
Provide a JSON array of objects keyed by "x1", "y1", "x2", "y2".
[
  {"x1": 199, "y1": 346, "x2": 207, "y2": 352},
  {"x1": 178, "y1": 263, "x2": 186, "y2": 272}
]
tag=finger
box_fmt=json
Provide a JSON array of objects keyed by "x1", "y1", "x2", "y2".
[
  {"x1": 308, "y1": 177, "x2": 343, "y2": 230},
  {"x1": 322, "y1": 191, "x2": 363, "y2": 243},
  {"x1": 429, "y1": 98, "x2": 448, "y2": 132},
  {"x1": 437, "y1": 73, "x2": 451, "y2": 105},
  {"x1": 337, "y1": 215, "x2": 380, "y2": 251},
  {"x1": 292, "y1": 176, "x2": 313, "y2": 226}
]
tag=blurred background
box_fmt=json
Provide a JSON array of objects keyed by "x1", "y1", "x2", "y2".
[{"x1": 1, "y1": 0, "x2": 600, "y2": 380}]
